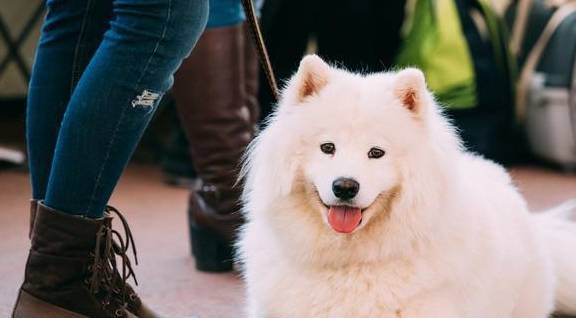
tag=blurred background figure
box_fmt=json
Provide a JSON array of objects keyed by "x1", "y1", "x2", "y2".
[
  {"x1": 395, "y1": 0, "x2": 517, "y2": 163},
  {"x1": 259, "y1": 0, "x2": 518, "y2": 163},
  {"x1": 257, "y1": 0, "x2": 407, "y2": 118},
  {"x1": 171, "y1": 0, "x2": 262, "y2": 272}
]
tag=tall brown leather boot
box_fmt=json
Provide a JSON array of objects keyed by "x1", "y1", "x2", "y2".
[
  {"x1": 172, "y1": 23, "x2": 259, "y2": 272},
  {"x1": 13, "y1": 203, "x2": 181, "y2": 318},
  {"x1": 243, "y1": 23, "x2": 261, "y2": 127}
]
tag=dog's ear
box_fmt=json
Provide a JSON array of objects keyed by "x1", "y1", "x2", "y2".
[
  {"x1": 288, "y1": 55, "x2": 330, "y2": 103},
  {"x1": 393, "y1": 68, "x2": 427, "y2": 115}
]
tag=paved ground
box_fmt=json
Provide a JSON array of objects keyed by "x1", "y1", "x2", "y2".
[{"x1": 1, "y1": 163, "x2": 575, "y2": 317}]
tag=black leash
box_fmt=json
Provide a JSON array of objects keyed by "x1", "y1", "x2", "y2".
[{"x1": 241, "y1": 0, "x2": 280, "y2": 102}]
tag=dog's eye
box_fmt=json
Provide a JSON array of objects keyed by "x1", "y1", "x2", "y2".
[
  {"x1": 320, "y1": 142, "x2": 335, "y2": 155},
  {"x1": 368, "y1": 147, "x2": 385, "y2": 159}
]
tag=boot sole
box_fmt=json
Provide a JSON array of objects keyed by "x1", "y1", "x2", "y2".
[
  {"x1": 190, "y1": 224, "x2": 234, "y2": 272},
  {"x1": 13, "y1": 290, "x2": 88, "y2": 318},
  {"x1": 13, "y1": 290, "x2": 139, "y2": 318}
]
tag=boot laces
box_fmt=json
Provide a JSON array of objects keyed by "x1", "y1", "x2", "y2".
[{"x1": 88, "y1": 206, "x2": 139, "y2": 316}]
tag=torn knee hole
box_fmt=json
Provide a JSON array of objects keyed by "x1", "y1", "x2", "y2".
[{"x1": 131, "y1": 90, "x2": 160, "y2": 108}]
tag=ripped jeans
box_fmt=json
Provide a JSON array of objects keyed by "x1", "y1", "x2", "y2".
[{"x1": 27, "y1": 0, "x2": 208, "y2": 217}]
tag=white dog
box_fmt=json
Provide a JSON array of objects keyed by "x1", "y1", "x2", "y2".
[{"x1": 237, "y1": 55, "x2": 576, "y2": 318}]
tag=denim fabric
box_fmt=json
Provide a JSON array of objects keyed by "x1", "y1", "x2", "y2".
[
  {"x1": 27, "y1": 0, "x2": 208, "y2": 217},
  {"x1": 206, "y1": 0, "x2": 262, "y2": 28}
]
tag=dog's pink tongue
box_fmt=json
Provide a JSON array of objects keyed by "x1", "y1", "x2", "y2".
[{"x1": 327, "y1": 206, "x2": 362, "y2": 233}]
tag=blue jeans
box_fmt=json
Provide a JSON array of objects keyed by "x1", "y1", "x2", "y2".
[
  {"x1": 27, "y1": 0, "x2": 208, "y2": 217},
  {"x1": 207, "y1": 0, "x2": 262, "y2": 28}
]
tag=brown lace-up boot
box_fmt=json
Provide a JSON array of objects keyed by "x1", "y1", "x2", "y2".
[
  {"x1": 28, "y1": 200, "x2": 38, "y2": 239},
  {"x1": 172, "y1": 23, "x2": 259, "y2": 272},
  {"x1": 13, "y1": 203, "x2": 183, "y2": 318}
]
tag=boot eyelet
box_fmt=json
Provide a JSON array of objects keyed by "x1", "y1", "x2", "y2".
[
  {"x1": 129, "y1": 293, "x2": 137, "y2": 301},
  {"x1": 115, "y1": 309, "x2": 124, "y2": 317}
]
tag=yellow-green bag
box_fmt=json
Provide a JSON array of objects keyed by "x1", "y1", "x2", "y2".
[{"x1": 396, "y1": 0, "x2": 514, "y2": 110}]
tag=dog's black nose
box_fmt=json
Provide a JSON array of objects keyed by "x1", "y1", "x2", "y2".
[{"x1": 332, "y1": 178, "x2": 360, "y2": 200}]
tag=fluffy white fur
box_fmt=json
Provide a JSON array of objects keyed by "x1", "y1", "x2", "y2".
[{"x1": 237, "y1": 55, "x2": 576, "y2": 318}]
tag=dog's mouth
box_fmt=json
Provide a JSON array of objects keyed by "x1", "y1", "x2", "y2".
[
  {"x1": 311, "y1": 185, "x2": 400, "y2": 235},
  {"x1": 320, "y1": 202, "x2": 366, "y2": 234},
  {"x1": 311, "y1": 188, "x2": 368, "y2": 234}
]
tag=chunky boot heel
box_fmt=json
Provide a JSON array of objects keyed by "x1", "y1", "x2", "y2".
[{"x1": 190, "y1": 224, "x2": 234, "y2": 272}]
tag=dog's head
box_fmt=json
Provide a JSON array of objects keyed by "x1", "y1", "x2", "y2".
[{"x1": 242, "y1": 55, "x2": 460, "y2": 264}]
